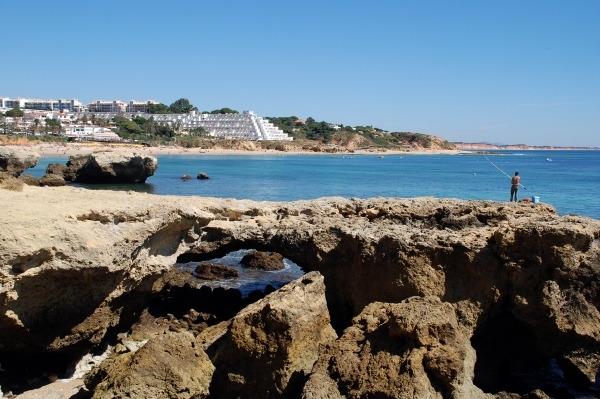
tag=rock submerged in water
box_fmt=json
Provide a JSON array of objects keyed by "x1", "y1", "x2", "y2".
[
  {"x1": 0, "y1": 147, "x2": 40, "y2": 177},
  {"x1": 50, "y1": 151, "x2": 158, "y2": 183},
  {"x1": 240, "y1": 250, "x2": 285, "y2": 270},
  {"x1": 181, "y1": 174, "x2": 192, "y2": 180},
  {"x1": 194, "y1": 262, "x2": 239, "y2": 280},
  {"x1": 197, "y1": 172, "x2": 209, "y2": 179}
]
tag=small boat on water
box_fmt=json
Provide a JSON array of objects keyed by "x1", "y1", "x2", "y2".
[{"x1": 546, "y1": 158, "x2": 552, "y2": 162}]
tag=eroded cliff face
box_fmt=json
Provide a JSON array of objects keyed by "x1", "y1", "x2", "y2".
[{"x1": 0, "y1": 186, "x2": 599, "y2": 397}]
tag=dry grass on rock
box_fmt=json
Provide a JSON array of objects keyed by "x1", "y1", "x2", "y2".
[{"x1": 1, "y1": 176, "x2": 24, "y2": 191}]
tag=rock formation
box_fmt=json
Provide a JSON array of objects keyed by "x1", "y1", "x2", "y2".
[
  {"x1": 39, "y1": 173, "x2": 66, "y2": 187},
  {"x1": 200, "y1": 271, "x2": 337, "y2": 398},
  {"x1": 197, "y1": 172, "x2": 209, "y2": 179},
  {"x1": 240, "y1": 250, "x2": 285, "y2": 270},
  {"x1": 303, "y1": 297, "x2": 484, "y2": 398},
  {"x1": 0, "y1": 186, "x2": 599, "y2": 397},
  {"x1": 0, "y1": 147, "x2": 40, "y2": 177},
  {"x1": 85, "y1": 331, "x2": 214, "y2": 399},
  {"x1": 51, "y1": 151, "x2": 158, "y2": 183},
  {"x1": 194, "y1": 262, "x2": 239, "y2": 279}
]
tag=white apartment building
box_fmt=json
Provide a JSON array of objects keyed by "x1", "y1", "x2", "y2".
[
  {"x1": 151, "y1": 111, "x2": 292, "y2": 141},
  {"x1": 0, "y1": 97, "x2": 84, "y2": 112},
  {"x1": 126, "y1": 100, "x2": 158, "y2": 113},
  {"x1": 65, "y1": 126, "x2": 120, "y2": 141},
  {"x1": 87, "y1": 100, "x2": 158, "y2": 113},
  {"x1": 88, "y1": 100, "x2": 128, "y2": 113}
]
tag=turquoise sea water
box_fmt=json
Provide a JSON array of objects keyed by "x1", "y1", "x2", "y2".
[{"x1": 29, "y1": 150, "x2": 600, "y2": 220}]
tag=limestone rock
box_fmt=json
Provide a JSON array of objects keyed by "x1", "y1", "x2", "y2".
[
  {"x1": 303, "y1": 297, "x2": 486, "y2": 399},
  {"x1": 64, "y1": 151, "x2": 158, "y2": 183},
  {"x1": 85, "y1": 331, "x2": 214, "y2": 399},
  {"x1": 207, "y1": 271, "x2": 338, "y2": 398},
  {"x1": 240, "y1": 250, "x2": 285, "y2": 270},
  {"x1": 0, "y1": 147, "x2": 40, "y2": 177},
  {"x1": 1, "y1": 187, "x2": 599, "y2": 396},
  {"x1": 39, "y1": 173, "x2": 66, "y2": 187},
  {"x1": 45, "y1": 163, "x2": 68, "y2": 176},
  {"x1": 194, "y1": 262, "x2": 239, "y2": 279}
]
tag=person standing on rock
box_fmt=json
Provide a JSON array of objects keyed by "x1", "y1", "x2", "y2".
[{"x1": 510, "y1": 172, "x2": 520, "y2": 202}]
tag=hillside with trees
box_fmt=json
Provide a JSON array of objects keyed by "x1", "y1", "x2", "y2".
[{"x1": 265, "y1": 116, "x2": 456, "y2": 151}]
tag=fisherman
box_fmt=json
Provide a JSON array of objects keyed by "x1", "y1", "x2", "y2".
[{"x1": 510, "y1": 172, "x2": 520, "y2": 202}]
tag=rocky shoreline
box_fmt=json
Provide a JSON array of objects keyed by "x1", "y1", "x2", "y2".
[{"x1": 0, "y1": 185, "x2": 599, "y2": 398}]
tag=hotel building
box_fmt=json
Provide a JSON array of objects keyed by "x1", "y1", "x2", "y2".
[
  {"x1": 151, "y1": 111, "x2": 292, "y2": 141},
  {"x1": 0, "y1": 97, "x2": 84, "y2": 112},
  {"x1": 87, "y1": 100, "x2": 159, "y2": 113}
]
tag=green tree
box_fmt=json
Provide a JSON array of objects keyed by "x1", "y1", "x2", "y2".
[
  {"x1": 169, "y1": 98, "x2": 195, "y2": 114},
  {"x1": 5, "y1": 108, "x2": 25, "y2": 117},
  {"x1": 44, "y1": 118, "x2": 62, "y2": 134},
  {"x1": 210, "y1": 108, "x2": 239, "y2": 114},
  {"x1": 113, "y1": 116, "x2": 143, "y2": 135},
  {"x1": 147, "y1": 103, "x2": 170, "y2": 114}
]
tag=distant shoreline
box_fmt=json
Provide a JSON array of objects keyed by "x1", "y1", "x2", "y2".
[
  {"x1": 2, "y1": 143, "x2": 462, "y2": 157},
  {"x1": 455, "y1": 143, "x2": 599, "y2": 151}
]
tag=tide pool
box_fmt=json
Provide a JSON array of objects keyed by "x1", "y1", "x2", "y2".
[{"x1": 29, "y1": 150, "x2": 600, "y2": 220}]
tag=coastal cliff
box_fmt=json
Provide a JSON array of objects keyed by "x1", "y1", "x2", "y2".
[{"x1": 0, "y1": 186, "x2": 598, "y2": 397}]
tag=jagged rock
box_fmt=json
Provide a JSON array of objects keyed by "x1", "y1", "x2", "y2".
[
  {"x1": 205, "y1": 271, "x2": 337, "y2": 398},
  {"x1": 45, "y1": 163, "x2": 68, "y2": 176},
  {"x1": 0, "y1": 188, "x2": 599, "y2": 396},
  {"x1": 84, "y1": 331, "x2": 214, "y2": 399},
  {"x1": 303, "y1": 297, "x2": 485, "y2": 398},
  {"x1": 194, "y1": 262, "x2": 239, "y2": 279},
  {"x1": 240, "y1": 250, "x2": 284, "y2": 270},
  {"x1": 38, "y1": 173, "x2": 66, "y2": 187},
  {"x1": 63, "y1": 151, "x2": 158, "y2": 183},
  {"x1": 197, "y1": 172, "x2": 209, "y2": 179},
  {"x1": 0, "y1": 147, "x2": 40, "y2": 177}
]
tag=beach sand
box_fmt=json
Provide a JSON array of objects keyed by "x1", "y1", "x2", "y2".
[{"x1": 6, "y1": 142, "x2": 460, "y2": 157}]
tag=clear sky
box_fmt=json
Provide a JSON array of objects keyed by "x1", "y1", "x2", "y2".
[{"x1": 1, "y1": 0, "x2": 598, "y2": 146}]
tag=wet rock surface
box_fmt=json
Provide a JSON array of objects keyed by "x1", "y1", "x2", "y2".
[
  {"x1": 0, "y1": 187, "x2": 599, "y2": 397},
  {"x1": 240, "y1": 250, "x2": 285, "y2": 270},
  {"x1": 194, "y1": 262, "x2": 239, "y2": 279}
]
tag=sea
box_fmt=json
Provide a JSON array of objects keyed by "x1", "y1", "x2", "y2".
[{"x1": 28, "y1": 150, "x2": 600, "y2": 220}]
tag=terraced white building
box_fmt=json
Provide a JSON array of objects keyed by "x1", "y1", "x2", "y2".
[{"x1": 152, "y1": 111, "x2": 292, "y2": 141}]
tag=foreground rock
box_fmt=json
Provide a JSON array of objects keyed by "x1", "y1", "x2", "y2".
[
  {"x1": 200, "y1": 271, "x2": 337, "y2": 398},
  {"x1": 85, "y1": 331, "x2": 214, "y2": 399},
  {"x1": 304, "y1": 297, "x2": 484, "y2": 398},
  {"x1": 240, "y1": 250, "x2": 285, "y2": 270},
  {"x1": 0, "y1": 147, "x2": 40, "y2": 177},
  {"x1": 0, "y1": 187, "x2": 599, "y2": 396},
  {"x1": 56, "y1": 151, "x2": 158, "y2": 183}
]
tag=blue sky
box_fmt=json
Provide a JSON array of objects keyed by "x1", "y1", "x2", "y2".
[{"x1": 1, "y1": 0, "x2": 598, "y2": 146}]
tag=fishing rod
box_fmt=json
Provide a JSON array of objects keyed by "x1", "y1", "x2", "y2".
[{"x1": 483, "y1": 154, "x2": 527, "y2": 190}]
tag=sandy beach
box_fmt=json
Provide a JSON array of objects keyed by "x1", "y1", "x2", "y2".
[{"x1": 3, "y1": 142, "x2": 461, "y2": 157}]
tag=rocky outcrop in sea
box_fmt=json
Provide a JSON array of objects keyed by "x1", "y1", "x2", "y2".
[
  {"x1": 0, "y1": 186, "x2": 598, "y2": 398},
  {"x1": 47, "y1": 151, "x2": 158, "y2": 183}
]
